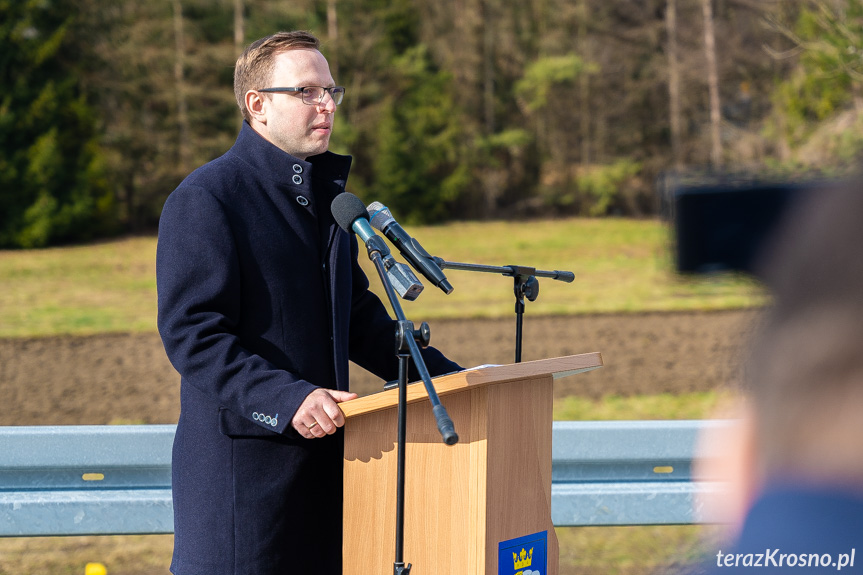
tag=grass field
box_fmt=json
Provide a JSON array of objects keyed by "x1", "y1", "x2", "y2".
[
  {"x1": 0, "y1": 218, "x2": 766, "y2": 338},
  {"x1": 553, "y1": 390, "x2": 735, "y2": 421},
  {"x1": 0, "y1": 525, "x2": 726, "y2": 575}
]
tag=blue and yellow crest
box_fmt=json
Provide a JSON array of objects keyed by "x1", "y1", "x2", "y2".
[{"x1": 498, "y1": 531, "x2": 547, "y2": 575}]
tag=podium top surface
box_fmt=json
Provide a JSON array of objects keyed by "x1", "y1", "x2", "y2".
[{"x1": 341, "y1": 352, "x2": 602, "y2": 420}]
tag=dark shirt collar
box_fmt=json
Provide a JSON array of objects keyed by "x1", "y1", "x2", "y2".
[{"x1": 230, "y1": 121, "x2": 352, "y2": 189}]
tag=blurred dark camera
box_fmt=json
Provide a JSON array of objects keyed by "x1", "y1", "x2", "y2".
[{"x1": 668, "y1": 179, "x2": 830, "y2": 276}]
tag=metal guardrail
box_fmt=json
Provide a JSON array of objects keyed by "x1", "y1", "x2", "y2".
[
  {"x1": 0, "y1": 425, "x2": 175, "y2": 536},
  {"x1": 551, "y1": 420, "x2": 728, "y2": 526},
  {"x1": 0, "y1": 421, "x2": 729, "y2": 537}
]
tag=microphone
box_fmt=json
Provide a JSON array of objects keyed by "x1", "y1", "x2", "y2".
[
  {"x1": 332, "y1": 192, "x2": 378, "y2": 245},
  {"x1": 331, "y1": 192, "x2": 424, "y2": 301},
  {"x1": 366, "y1": 202, "x2": 454, "y2": 295}
]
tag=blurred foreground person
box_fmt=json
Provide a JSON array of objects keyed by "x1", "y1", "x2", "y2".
[{"x1": 696, "y1": 179, "x2": 863, "y2": 573}]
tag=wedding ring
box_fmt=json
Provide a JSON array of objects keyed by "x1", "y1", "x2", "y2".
[{"x1": 307, "y1": 422, "x2": 318, "y2": 430}]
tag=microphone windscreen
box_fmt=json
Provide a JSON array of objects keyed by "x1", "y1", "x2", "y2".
[
  {"x1": 331, "y1": 192, "x2": 369, "y2": 232},
  {"x1": 366, "y1": 201, "x2": 395, "y2": 232}
]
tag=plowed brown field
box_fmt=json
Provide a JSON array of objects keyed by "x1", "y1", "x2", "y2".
[{"x1": 0, "y1": 310, "x2": 760, "y2": 426}]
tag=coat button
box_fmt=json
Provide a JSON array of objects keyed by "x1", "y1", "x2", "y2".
[
  {"x1": 292, "y1": 174, "x2": 303, "y2": 185},
  {"x1": 292, "y1": 164, "x2": 303, "y2": 174},
  {"x1": 296, "y1": 195, "x2": 309, "y2": 206}
]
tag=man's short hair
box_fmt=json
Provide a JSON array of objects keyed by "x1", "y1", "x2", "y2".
[{"x1": 234, "y1": 31, "x2": 321, "y2": 122}]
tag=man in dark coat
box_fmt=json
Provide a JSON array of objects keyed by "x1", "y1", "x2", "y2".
[{"x1": 157, "y1": 31, "x2": 461, "y2": 575}]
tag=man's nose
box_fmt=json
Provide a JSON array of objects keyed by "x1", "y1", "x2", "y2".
[{"x1": 317, "y1": 92, "x2": 337, "y2": 112}]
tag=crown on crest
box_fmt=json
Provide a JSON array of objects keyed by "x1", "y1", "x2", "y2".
[{"x1": 513, "y1": 547, "x2": 533, "y2": 570}]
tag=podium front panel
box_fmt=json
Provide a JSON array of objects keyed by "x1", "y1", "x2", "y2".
[{"x1": 343, "y1": 373, "x2": 559, "y2": 575}]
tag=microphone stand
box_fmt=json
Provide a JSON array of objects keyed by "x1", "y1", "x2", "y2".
[
  {"x1": 363, "y1": 235, "x2": 459, "y2": 575},
  {"x1": 432, "y1": 258, "x2": 575, "y2": 363}
]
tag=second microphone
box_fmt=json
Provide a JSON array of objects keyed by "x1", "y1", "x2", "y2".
[{"x1": 366, "y1": 202, "x2": 454, "y2": 295}]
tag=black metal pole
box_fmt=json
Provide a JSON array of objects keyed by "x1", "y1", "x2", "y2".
[
  {"x1": 394, "y1": 350, "x2": 410, "y2": 575},
  {"x1": 515, "y1": 295, "x2": 525, "y2": 364}
]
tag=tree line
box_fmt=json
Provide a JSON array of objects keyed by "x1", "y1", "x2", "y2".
[{"x1": 1, "y1": 0, "x2": 861, "y2": 248}]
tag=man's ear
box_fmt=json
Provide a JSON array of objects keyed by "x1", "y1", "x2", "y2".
[{"x1": 246, "y1": 90, "x2": 267, "y2": 125}]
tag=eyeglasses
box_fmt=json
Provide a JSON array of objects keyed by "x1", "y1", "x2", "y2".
[{"x1": 257, "y1": 86, "x2": 345, "y2": 106}]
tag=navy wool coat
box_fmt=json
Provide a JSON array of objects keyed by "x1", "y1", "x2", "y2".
[{"x1": 157, "y1": 123, "x2": 460, "y2": 575}]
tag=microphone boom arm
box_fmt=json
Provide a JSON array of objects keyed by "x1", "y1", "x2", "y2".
[
  {"x1": 431, "y1": 258, "x2": 575, "y2": 363},
  {"x1": 432, "y1": 258, "x2": 575, "y2": 283}
]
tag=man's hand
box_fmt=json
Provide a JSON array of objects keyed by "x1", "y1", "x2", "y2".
[{"x1": 292, "y1": 388, "x2": 358, "y2": 439}]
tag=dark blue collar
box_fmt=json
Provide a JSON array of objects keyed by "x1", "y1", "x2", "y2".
[{"x1": 230, "y1": 121, "x2": 352, "y2": 189}]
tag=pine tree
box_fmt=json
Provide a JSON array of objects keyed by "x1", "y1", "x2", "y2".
[{"x1": 0, "y1": 0, "x2": 115, "y2": 248}]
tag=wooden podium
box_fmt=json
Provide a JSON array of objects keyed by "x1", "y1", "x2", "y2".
[{"x1": 341, "y1": 353, "x2": 602, "y2": 575}]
